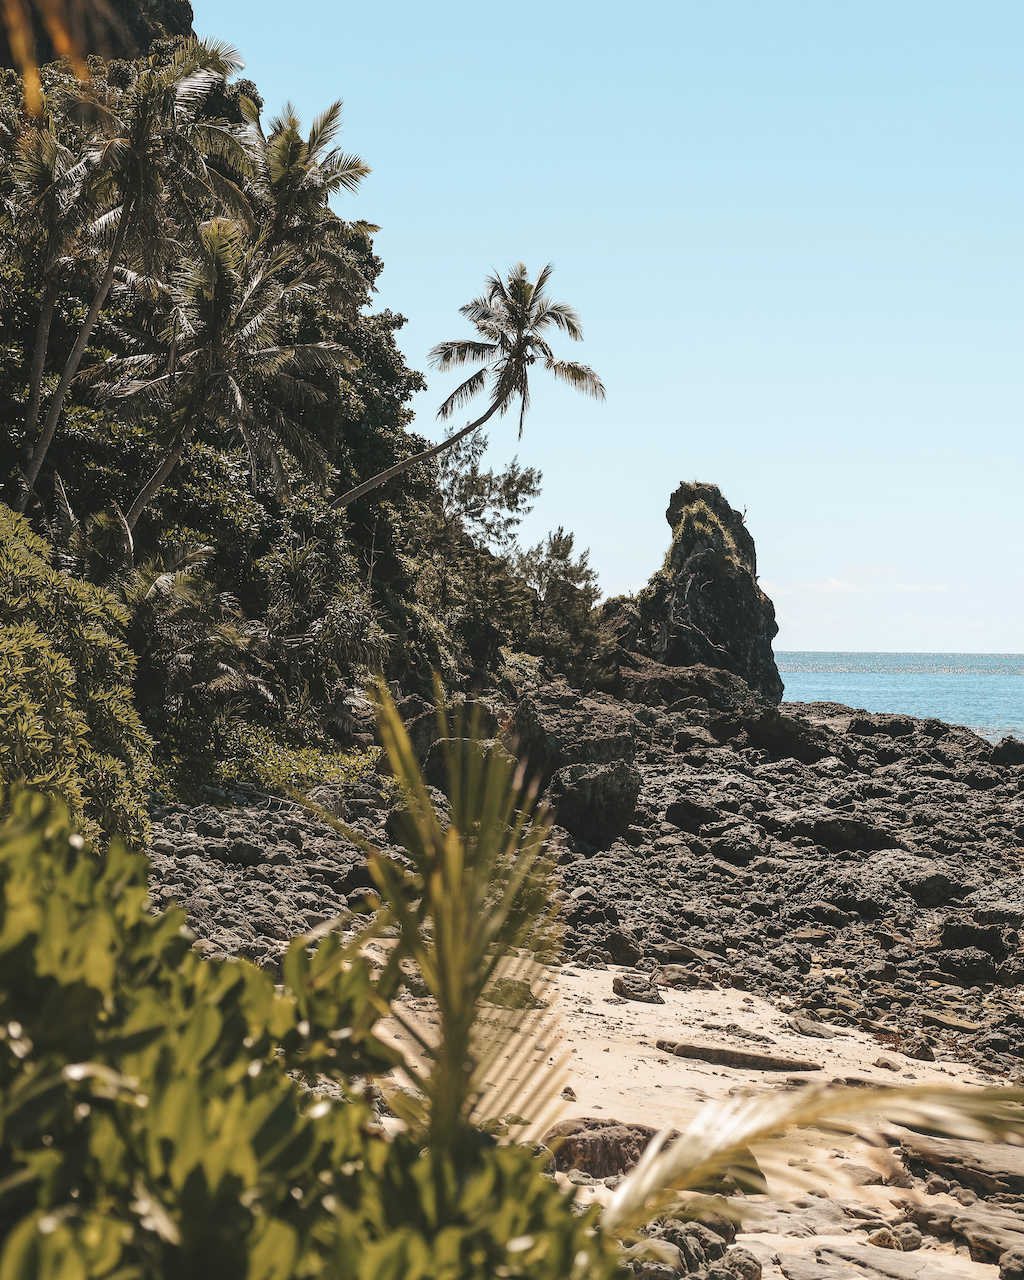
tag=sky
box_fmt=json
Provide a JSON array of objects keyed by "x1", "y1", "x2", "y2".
[{"x1": 193, "y1": 0, "x2": 1024, "y2": 652}]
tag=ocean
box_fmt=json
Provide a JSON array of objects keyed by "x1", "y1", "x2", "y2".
[{"x1": 777, "y1": 652, "x2": 1024, "y2": 743}]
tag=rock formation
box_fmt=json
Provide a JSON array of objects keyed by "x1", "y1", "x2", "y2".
[
  {"x1": 607, "y1": 481, "x2": 783, "y2": 703},
  {"x1": 2, "y1": 0, "x2": 195, "y2": 74}
]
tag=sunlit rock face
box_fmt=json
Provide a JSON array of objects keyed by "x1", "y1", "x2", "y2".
[{"x1": 633, "y1": 480, "x2": 783, "y2": 703}]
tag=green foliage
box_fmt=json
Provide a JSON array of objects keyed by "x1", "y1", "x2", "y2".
[
  {"x1": 0, "y1": 785, "x2": 622, "y2": 1279},
  {"x1": 0, "y1": 37, "x2": 617, "y2": 802},
  {"x1": 436, "y1": 429, "x2": 541, "y2": 552},
  {"x1": 218, "y1": 723, "x2": 379, "y2": 796},
  {"x1": 357, "y1": 683, "x2": 563, "y2": 1157},
  {"x1": 512, "y1": 528, "x2": 615, "y2": 687},
  {"x1": 0, "y1": 504, "x2": 152, "y2": 843},
  {"x1": 666, "y1": 500, "x2": 739, "y2": 573}
]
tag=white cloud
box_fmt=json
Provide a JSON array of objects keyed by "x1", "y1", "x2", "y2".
[{"x1": 765, "y1": 563, "x2": 965, "y2": 650}]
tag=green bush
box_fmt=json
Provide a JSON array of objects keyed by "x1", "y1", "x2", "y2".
[
  {"x1": 0, "y1": 505, "x2": 152, "y2": 844},
  {"x1": 218, "y1": 723, "x2": 380, "y2": 796},
  {"x1": 666, "y1": 500, "x2": 738, "y2": 573},
  {"x1": 0, "y1": 790, "x2": 622, "y2": 1279}
]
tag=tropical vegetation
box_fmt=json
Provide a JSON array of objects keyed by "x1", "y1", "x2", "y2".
[{"x1": 0, "y1": 38, "x2": 610, "y2": 817}]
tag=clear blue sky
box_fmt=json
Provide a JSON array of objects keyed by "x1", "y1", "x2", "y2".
[{"x1": 194, "y1": 0, "x2": 1024, "y2": 651}]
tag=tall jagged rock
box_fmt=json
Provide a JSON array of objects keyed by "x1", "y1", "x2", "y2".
[{"x1": 616, "y1": 481, "x2": 783, "y2": 703}]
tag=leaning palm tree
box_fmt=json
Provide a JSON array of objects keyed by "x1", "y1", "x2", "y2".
[
  {"x1": 16, "y1": 38, "x2": 253, "y2": 511},
  {"x1": 91, "y1": 216, "x2": 352, "y2": 530},
  {"x1": 331, "y1": 261, "x2": 605, "y2": 509}
]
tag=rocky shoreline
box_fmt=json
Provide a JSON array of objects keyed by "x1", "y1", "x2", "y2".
[{"x1": 147, "y1": 661, "x2": 1024, "y2": 1078}]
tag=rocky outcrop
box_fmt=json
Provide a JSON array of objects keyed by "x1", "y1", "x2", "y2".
[
  {"x1": 546, "y1": 760, "x2": 642, "y2": 847},
  {"x1": 513, "y1": 686, "x2": 637, "y2": 787},
  {"x1": 607, "y1": 482, "x2": 783, "y2": 703},
  {"x1": 2, "y1": 0, "x2": 195, "y2": 71}
]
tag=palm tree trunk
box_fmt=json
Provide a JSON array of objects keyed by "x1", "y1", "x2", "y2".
[
  {"x1": 17, "y1": 194, "x2": 137, "y2": 511},
  {"x1": 124, "y1": 419, "x2": 197, "y2": 531},
  {"x1": 331, "y1": 400, "x2": 502, "y2": 510},
  {"x1": 24, "y1": 279, "x2": 59, "y2": 443}
]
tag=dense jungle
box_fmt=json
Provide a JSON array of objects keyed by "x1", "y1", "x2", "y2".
[{"x1": 0, "y1": 33, "x2": 614, "y2": 839}]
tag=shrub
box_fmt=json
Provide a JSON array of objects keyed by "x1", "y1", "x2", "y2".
[
  {"x1": 218, "y1": 723, "x2": 380, "y2": 795},
  {"x1": 0, "y1": 504, "x2": 152, "y2": 844},
  {"x1": 666, "y1": 500, "x2": 739, "y2": 573},
  {"x1": 0, "y1": 788, "x2": 621, "y2": 1278}
]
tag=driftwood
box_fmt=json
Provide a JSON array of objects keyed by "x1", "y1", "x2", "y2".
[{"x1": 656, "y1": 1038, "x2": 821, "y2": 1072}]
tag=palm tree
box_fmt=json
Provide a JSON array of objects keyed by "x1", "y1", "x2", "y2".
[
  {"x1": 331, "y1": 262, "x2": 604, "y2": 510},
  {"x1": 257, "y1": 100, "x2": 369, "y2": 246},
  {"x1": 8, "y1": 118, "x2": 93, "y2": 447},
  {"x1": 16, "y1": 38, "x2": 253, "y2": 511},
  {"x1": 253, "y1": 99, "x2": 374, "y2": 313},
  {"x1": 92, "y1": 217, "x2": 352, "y2": 530}
]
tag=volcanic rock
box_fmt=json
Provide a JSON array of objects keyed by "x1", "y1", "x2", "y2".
[
  {"x1": 623, "y1": 482, "x2": 783, "y2": 701},
  {"x1": 546, "y1": 760, "x2": 642, "y2": 847},
  {"x1": 513, "y1": 685, "x2": 637, "y2": 787},
  {"x1": 612, "y1": 971, "x2": 665, "y2": 1004},
  {"x1": 541, "y1": 1116, "x2": 661, "y2": 1177}
]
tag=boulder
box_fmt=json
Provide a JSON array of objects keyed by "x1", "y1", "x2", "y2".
[
  {"x1": 665, "y1": 796, "x2": 721, "y2": 834},
  {"x1": 993, "y1": 737, "x2": 1024, "y2": 767},
  {"x1": 719, "y1": 1246, "x2": 762, "y2": 1280},
  {"x1": 604, "y1": 928, "x2": 643, "y2": 966},
  {"x1": 1000, "y1": 1247, "x2": 1024, "y2": 1280},
  {"x1": 899, "y1": 1036, "x2": 936, "y2": 1062},
  {"x1": 545, "y1": 760, "x2": 641, "y2": 847},
  {"x1": 934, "y1": 947, "x2": 999, "y2": 985},
  {"x1": 656, "y1": 1038, "x2": 822, "y2": 1072},
  {"x1": 612, "y1": 971, "x2": 665, "y2": 1004},
  {"x1": 897, "y1": 1131, "x2": 1024, "y2": 1195},
  {"x1": 423, "y1": 737, "x2": 516, "y2": 793},
  {"x1": 707, "y1": 822, "x2": 767, "y2": 867},
  {"x1": 541, "y1": 1116, "x2": 661, "y2": 1177},
  {"x1": 612, "y1": 652, "x2": 764, "y2": 716},
  {"x1": 513, "y1": 686, "x2": 636, "y2": 787},
  {"x1": 403, "y1": 710, "x2": 441, "y2": 763}
]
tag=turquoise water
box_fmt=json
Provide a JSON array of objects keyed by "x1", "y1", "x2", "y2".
[{"x1": 778, "y1": 652, "x2": 1024, "y2": 742}]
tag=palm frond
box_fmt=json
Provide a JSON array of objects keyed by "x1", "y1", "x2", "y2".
[
  {"x1": 543, "y1": 357, "x2": 606, "y2": 399},
  {"x1": 173, "y1": 36, "x2": 245, "y2": 78},
  {"x1": 533, "y1": 301, "x2": 584, "y2": 340},
  {"x1": 366, "y1": 682, "x2": 561, "y2": 1153},
  {"x1": 298, "y1": 686, "x2": 561, "y2": 1157},
  {"x1": 318, "y1": 151, "x2": 371, "y2": 195},
  {"x1": 305, "y1": 101, "x2": 344, "y2": 157},
  {"x1": 436, "y1": 367, "x2": 488, "y2": 420},
  {"x1": 428, "y1": 339, "x2": 497, "y2": 371},
  {"x1": 267, "y1": 102, "x2": 302, "y2": 138},
  {"x1": 604, "y1": 1082, "x2": 1024, "y2": 1235},
  {"x1": 531, "y1": 261, "x2": 555, "y2": 297}
]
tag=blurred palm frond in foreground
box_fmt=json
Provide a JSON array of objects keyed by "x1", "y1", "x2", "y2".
[
  {"x1": 312, "y1": 680, "x2": 568, "y2": 1162},
  {"x1": 2, "y1": 0, "x2": 117, "y2": 113},
  {"x1": 605, "y1": 1079, "x2": 1024, "y2": 1235}
]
